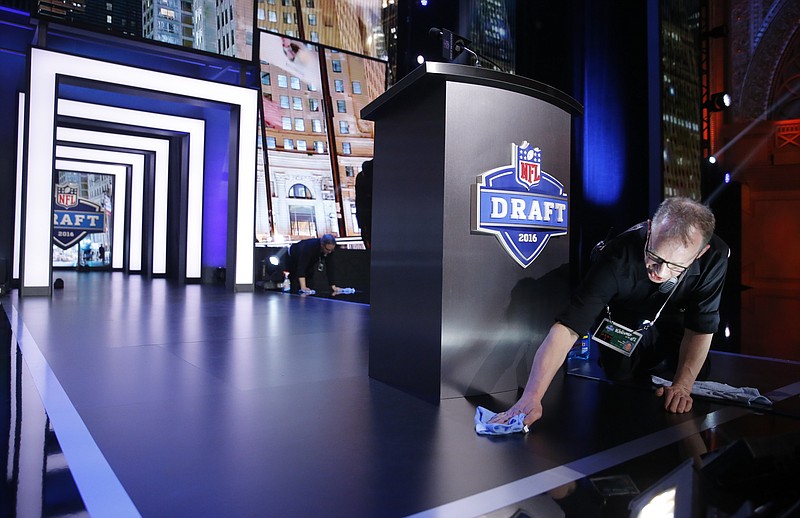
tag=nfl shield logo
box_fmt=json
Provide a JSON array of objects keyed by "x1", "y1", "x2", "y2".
[
  {"x1": 472, "y1": 142, "x2": 568, "y2": 268},
  {"x1": 56, "y1": 184, "x2": 78, "y2": 209},
  {"x1": 515, "y1": 141, "x2": 541, "y2": 189}
]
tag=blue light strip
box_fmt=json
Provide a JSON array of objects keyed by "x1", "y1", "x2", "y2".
[
  {"x1": 0, "y1": 5, "x2": 30, "y2": 16},
  {"x1": 581, "y1": 7, "x2": 625, "y2": 206}
]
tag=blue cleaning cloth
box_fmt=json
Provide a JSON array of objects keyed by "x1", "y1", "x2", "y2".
[
  {"x1": 474, "y1": 406, "x2": 528, "y2": 435},
  {"x1": 651, "y1": 376, "x2": 773, "y2": 406}
]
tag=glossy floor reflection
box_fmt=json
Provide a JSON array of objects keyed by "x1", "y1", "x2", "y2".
[
  {"x1": 2, "y1": 271, "x2": 799, "y2": 517},
  {"x1": 2, "y1": 316, "x2": 88, "y2": 517},
  {"x1": 487, "y1": 411, "x2": 800, "y2": 517}
]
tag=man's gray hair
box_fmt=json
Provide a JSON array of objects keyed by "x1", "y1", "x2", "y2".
[
  {"x1": 320, "y1": 234, "x2": 337, "y2": 246},
  {"x1": 652, "y1": 197, "x2": 715, "y2": 247}
]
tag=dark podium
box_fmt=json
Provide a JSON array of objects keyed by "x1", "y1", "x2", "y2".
[{"x1": 362, "y1": 62, "x2": 582, "y2": 402}]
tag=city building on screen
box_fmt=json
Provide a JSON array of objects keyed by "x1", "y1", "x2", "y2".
[{"x1": 39, "y1": 0, "x2": 141, "y2": 36}]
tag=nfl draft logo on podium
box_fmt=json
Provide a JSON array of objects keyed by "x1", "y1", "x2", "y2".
[{"x1": 471, "y1": 141, "x2": 568, "y2": 268}]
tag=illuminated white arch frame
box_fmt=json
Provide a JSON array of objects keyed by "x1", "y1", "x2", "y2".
[
  {"x1": 15, "y1": 109, "x2": 171, "y2": 277},
  {"x1": 23, "y1": 47, "x2": 258, "y2": 295},
  {"x1": 53, "y1": 158, "x2": 129, "y2": 270},
  {"x1": 56, "y1": 127, "x2": 171, "y2": 274},
  {"x1": 55, "y1": 146, "x2": 145, "y2": 270},
  {"x1": 56, "y1": 101, "x2": 203, "y2": 278},
  {"x1": 13, "y1": 94, "x2": 25, "y2": 280}
]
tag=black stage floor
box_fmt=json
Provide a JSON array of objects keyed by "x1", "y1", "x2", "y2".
[{"x1": 2, "y1": 271, "x2": 799, "y2": 517}]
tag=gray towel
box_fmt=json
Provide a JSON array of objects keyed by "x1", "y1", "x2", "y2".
[{"x1": 651, "y1": 375, "x2": 772, "y2": 406}]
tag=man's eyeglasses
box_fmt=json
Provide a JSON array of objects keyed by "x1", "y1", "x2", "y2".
[{"x1": 644, "y1": 232, "x2": 691, "y2": 274}]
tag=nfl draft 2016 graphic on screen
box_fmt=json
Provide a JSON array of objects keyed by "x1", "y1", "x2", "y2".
[
  {"x1": 471, "y1": 141, "x2": 568, "y2": 268},
  {"x1": 53, "y1": 183, "x2": 106, "y2": 249}
]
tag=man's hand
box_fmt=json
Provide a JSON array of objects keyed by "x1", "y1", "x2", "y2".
[
  {"x1": 488, "y1": 398, "x2": 543, "y2": 428},
  {"x1": 656, "y1": 330, "x2": 711, "y2": 414},
  {"x1": 486, "y1": 323, "x2": 579, "y2": 431},
  {"x1": 655, "y1": 384, "x2": 693, "y2": 413}
]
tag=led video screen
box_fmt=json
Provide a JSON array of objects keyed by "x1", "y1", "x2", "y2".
[
  {"x1": 35, "y1": 0, "x2": 255, "y2": 61},
  {"x1": 256, "y1": 0, "x2": 386, "y2": 60},
  {"x1": 257, "y1": 30, "x2": 385, "y2": 244},
  {"x1": 35, "y1": 0, "x2": 387, "y2": 64},
  {"x1": 52, "y1": 170, "x2": 115, "y2": 269}
]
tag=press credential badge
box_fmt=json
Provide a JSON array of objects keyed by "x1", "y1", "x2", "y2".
[{"x1": 593, "y1": 318, "x2": 643, "y2": 357}]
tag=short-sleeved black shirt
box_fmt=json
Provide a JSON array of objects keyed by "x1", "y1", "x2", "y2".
[
  {"x1": 288, "y1": 238, "x2": 336, "y2": 286},
  {"x1": 557, "y1": 223, "x2": 729, "y2": 338}
]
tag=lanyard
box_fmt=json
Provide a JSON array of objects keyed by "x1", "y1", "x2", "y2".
[{"x1": 606, "y1": 271, "x2": 685, "y2": 333}]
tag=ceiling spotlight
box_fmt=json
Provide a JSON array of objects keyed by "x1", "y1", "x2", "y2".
[
  {"x1": 417, "y1": 55, "x2": 425, "y2": 64},
  {"x1": 706, "y1": 92, "x2": 731, "y2": 112},
  {"x1": 708, "y1": 156, "x2": 717, "y2": 164}
]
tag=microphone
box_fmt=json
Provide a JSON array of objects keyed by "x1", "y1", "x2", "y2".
[
  {"x1": 428, "y1": 27, "x2": 506, "y2": 72},
  {"x1": 658, "y1": 277, "x2": 678, "y2": 293},
  {"x1": 430, "y1": 27, "x2": 468, "y2": 63}
]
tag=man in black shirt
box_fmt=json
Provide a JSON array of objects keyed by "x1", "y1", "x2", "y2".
[
  {"x1": 492, "y1": 197, "x2": 729, "y2": 427},
  {"x1": 355, "y1": 159, "x2": 373, "y2": 249},
  {"x1": 287, "y1": 234, "x2": 342, "y2": 294}
]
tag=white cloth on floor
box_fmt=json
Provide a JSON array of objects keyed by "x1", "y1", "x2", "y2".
[{"x1": 651, "y1": 375, "x2": 772, "y2": 406}]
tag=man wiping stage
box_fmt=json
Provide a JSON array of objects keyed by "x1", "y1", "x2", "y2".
[{"x1": 491, "y1": 197, "x2": 729, "y2": 428}]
